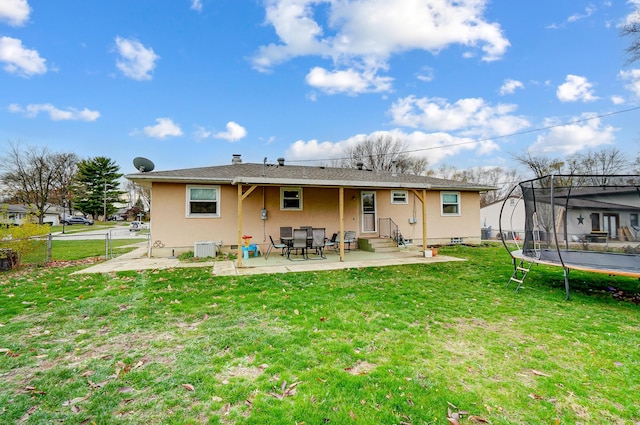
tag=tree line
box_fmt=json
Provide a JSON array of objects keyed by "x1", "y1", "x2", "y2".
[{"x1": 0, "y1": 141, "x2": 143, "y2": 224}]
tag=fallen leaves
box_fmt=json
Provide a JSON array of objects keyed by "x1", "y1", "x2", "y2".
[
  {"x1": 269, "y1": 380, "x2": 300, "y2": 399},
  {"x1": 1, "y1": 347, "x2": 20, "y2": 357},
  {"x1": 182, "y1": 383, "x2": 195, "y2": 392},
  {"x1": 447, "y1": 402, "x2": 489, "y2": 425}
]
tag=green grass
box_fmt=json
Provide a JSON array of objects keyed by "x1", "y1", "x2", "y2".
[
  {"x1": 1, "y1": 245, "x2": 639, "y2": 424},
  {"x1": 49, "y1": 239, "x2": 138, "y2": 261}
]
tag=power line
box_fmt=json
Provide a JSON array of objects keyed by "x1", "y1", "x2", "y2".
[{"x1": 287, "y1": 105, "x2": 640, "y2": 164}]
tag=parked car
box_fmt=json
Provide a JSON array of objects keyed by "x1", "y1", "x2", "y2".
[
  {"x1": 129, "y1": 221, "x2": 148, "y2": 232},
  {"x1": 62, "y1": 216, "x2": 94, "y2": 226}
]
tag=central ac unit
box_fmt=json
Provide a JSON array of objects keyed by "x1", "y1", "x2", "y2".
[{"x1": 194, "y1": 241, "x2": 217, "y2": 258}]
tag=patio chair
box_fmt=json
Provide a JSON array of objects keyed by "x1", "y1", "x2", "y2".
[
  {"x1": 325, "y1": 232, "x2": 337, "y2": 251},
  {"x1": 265, "y1": 235, "x2": 287, "y2": 260},
  {"x1": 310, "y1": 228, "x2": 327, "y2": 259},
  {"x1": 300, "y1": 226, "x2": 313, "y2": 248},
  {"x1": 335, "y1": 230, "x2": 357, "y2": 251},
  {"x1": 288, "y1": 229, "x2": 309, "y2": 260},
  {"x1": 280, "y1": 226, "x2": 292, "y2": 241}
]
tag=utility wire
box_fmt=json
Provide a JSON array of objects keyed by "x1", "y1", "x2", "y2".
[{"x1": 287, "y1": 105, "x2": 640, "y2": 164}]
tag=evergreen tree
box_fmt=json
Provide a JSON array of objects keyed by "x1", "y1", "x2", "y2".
[{"x1": 72, "y1": 157, "x2": 123, "y2": 219}]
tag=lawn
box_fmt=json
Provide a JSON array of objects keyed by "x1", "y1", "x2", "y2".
[{"x1": 1, "y1": 245, "x2": 639, "y2": 424}]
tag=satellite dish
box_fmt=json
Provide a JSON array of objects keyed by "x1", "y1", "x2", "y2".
[{"x1": 133, "y1": 157, "x2": 155, "y2": 172}]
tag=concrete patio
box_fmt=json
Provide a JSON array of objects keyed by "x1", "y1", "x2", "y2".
[{"x1": 74, "y1": 242, "x2": 464, "y2": 275}]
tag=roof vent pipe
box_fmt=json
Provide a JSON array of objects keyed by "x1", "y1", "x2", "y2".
[
  {"x1": 391, "y1": 160, "x2": 397, "y2": 177},
  {"x1": 232, "y1": 154, "x2": 242, "y2": 164},
  {"x1": 356, "y1": 161, "x2": 364, "y2": 170},
  {"x1": 277, "y1": 157, "x2": 285, "y2": 166}
]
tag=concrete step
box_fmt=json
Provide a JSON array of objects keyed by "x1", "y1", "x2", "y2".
[{"x1": 360, "y1": 237, "x2": 401, "y2": 252}]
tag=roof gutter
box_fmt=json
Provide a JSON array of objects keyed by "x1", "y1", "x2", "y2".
[{"x1": 231, "y1": 176, "x2": 432, "y2": 189}]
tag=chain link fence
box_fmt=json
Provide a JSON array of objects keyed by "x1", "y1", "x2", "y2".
[{"x1": 1, "y1": 231, "x2": 149, "y2": 270}]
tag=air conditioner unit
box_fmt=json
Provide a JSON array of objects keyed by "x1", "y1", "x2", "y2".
[{"x1": 194, "y1": 241, "x2": 217, "y2": 258}]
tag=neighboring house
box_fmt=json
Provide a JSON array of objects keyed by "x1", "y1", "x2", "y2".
[
  {"x1": 553, "y1": 186, "x2": 640, "y2": 242},
  {"x1": 1, "y1": 204, "x2": 30, "y2": 226},
  {"x1": 1, "y1": 204, "x2": 64, "y2": 226},
  {"x1": 480, "y1": 196, "x2": 526, "y2": 240},
  {"x1": 125, "y1": 155, "x2": 494, "y2": 262}
]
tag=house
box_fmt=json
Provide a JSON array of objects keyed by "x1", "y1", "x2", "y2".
[
  {"x1": 125, "y1": 155, "x2": 494, "y2": 264},
  {"x1": 1, "y1": 204, "x2": 62, "y2": 226},
  {"x1": 551, "y1": 186, "x2": 640, "y2": 242},
  {"x1": 480, "y1": 196, "x2": 525, "y2": 240}
]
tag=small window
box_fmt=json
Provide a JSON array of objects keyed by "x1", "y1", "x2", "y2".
[
  {"x1": 441, "y1": 192, "x2": 460, "y2": 216},
  {"x1": 187, "y1": 185, "x2": 220, "y2": 217},
  {"x1": 391, "y1": 190, "x2": 408, "y2": 204},
  {"x1": 631, "y1": 213, "x2": 639, "y2": 227},
  {"x1": 281, "y1": 187, "x2": 302, "y2": 210}
]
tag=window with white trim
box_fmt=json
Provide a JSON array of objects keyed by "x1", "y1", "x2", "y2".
[
  {"x1": 391, "y1": 190, "x2": 408, "y2": 204},
  {"x1": 441, "y1": 192, "x2": 460, "y2": 216},
  {"x1": 186, "y1": 185, "x2": 220, "y2": 217},
  {"x1": 281, "y1": 187, "x2": 302, "y2": 210}
]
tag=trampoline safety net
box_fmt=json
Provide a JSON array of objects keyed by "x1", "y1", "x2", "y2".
[{"x1": 517, "y1": 174, "x2": 640, "y2": 274}]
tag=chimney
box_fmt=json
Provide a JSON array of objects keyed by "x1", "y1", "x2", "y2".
[
  {"x1": 277, "y1": 157, "x2": 285, "y2": 166},
  {"x1": 391, "y1": 160, "x2": 397, "y2": 176},
  {"x1": 232, "y1": 154, "x2": 242, "y2": 165},
  {"x1": 356, "y1": 161, "x2": 364, "y2": 170}
]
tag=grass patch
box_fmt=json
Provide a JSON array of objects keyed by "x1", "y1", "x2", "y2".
[
  {"x1": 1, "y1": 245, "x2": 639, "y2": 424},
  {"x1": 50, "y1": 239, "x2": 137, "y2": 262}
]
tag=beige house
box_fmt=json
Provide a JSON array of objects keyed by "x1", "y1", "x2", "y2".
[{"x1": 125, "y1": 155, "x2": 493, "y2": 265}]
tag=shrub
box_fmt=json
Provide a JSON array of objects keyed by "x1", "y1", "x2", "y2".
[{"x1": 0, "y1": 221, "x2": 50, "y2": 267}]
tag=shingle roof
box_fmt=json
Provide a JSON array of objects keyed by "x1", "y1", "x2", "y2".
[{"x1": 125, "y1": 163, "x2": 494, "y2": 191}]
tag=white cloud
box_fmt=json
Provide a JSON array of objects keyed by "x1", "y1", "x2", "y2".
[
  {"x1": 142, "y1": 118, "x2": 183, "y2": 139},
  {"x1": 114, "y1": 37, "x2": 159, "y2": 81},
  {"x1": 567, "y1": 5, "x2": 596, "y2": 23},
  {"x1": 499, "y1": 79, "x2": 524, "y2": 95},
  {"x1": 190, "y1": 0, "x2": 203, "y2": 12},
  {"x1": 556, "y1": 74, "x2": 598, "y2": 102},
  {"x1": 620, "y1": 68, "x2": 640, "y2": 97},
  {"x1": 389, "y1": 95, "x2": 530, "y2": 137},
  {"x1": 0, "y1": 0, "x2": 30, "y2": 26},
  {"x1": 8, "y1": 103, "x2": 100, "y2": 121},
  {"x1": 621, "y1": 0, "x2": 640, "y2": 26},
  {"x1": 416, "y1": 66, "x2": 434, "y2": 82},
  {"x1": 213, "y1": 121, "x2": 247, "y2": 142},
  {"x1": 252, "y1": 0, "x2": 509, "y2": 92},
  {"x1": 305, "y1": 66, "x2": 393, "y2": 94},
  {"x1": 285, "y1": 129, "x2": 492, "y2": 166},
  {"x1": 0, "y1": 36, "x2": 46, "y2": 77},
  {"x1": 611, "y1": 95, "x2": 626, "y2": 105},
  {"x1": 529, "y1": 114, "x2": 617, "y2": 155}
]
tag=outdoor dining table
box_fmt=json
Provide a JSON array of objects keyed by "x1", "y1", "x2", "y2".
[{"x1": 281, "y1": 232, "x2": 324, "y2": 260}]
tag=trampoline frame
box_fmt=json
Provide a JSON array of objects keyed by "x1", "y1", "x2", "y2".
[{"x1": 499, "y1": 174, "x2": 640, "y2": 299}]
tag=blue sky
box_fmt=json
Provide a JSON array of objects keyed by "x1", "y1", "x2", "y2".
[{"x1": 2, "y1": 0, "x2": 640, "y2": 176}]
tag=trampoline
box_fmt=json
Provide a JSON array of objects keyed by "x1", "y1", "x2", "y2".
[{"x1": 500, "y1": 174, "x2": 640, "y2": 299}]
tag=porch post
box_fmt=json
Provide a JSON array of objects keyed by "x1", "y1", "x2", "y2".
[
  {"x1": 422, "y1": 189, "x2": 428, "y2": 257},
  {"x1": 237, "y1": 183, "x2": 243, "y2": 267},
  {"x1": 339, "y1": 186, "x2": 345, "y2": 262}
]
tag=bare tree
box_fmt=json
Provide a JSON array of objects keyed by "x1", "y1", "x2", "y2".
[
  {"x1": 567, "y1": 148, "x2": 630, "y2": 184},
  {"x1": 512, "y1": 151, "x2": 566, "y2": 182},
  {"x1": 451, "y1": 166, "x2": 520, "y2": 207},
  {"x1": 341, "y1": 134, "x2": 430, "y2": 175},
  {"x1": 124, "y1": 180, "x2": 151, "y2": 211},
  {"x1": 620, "y1": 9, "x2": 640, "y2": 65},
  {"x1": 0, "y1": 142, "x2": 78, "y2": 224}
]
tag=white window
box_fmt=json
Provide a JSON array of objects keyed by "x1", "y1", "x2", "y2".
[
  {"x1": 391, "y1": 190, "x2": 408, "y2": 204},
  {"x1": 186, "y1": 185, "x2": 220, "y2": 217},
  {"x1": 441, "y1": 192, "x2": 460, "y2": 216},
  {"x1": 281, "y1": 187, "x2": 302, "y2": 210}
]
